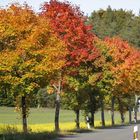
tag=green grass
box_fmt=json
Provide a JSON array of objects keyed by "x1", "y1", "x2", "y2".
[
  {"x1": 0, "y1": 106, "x2": 133, "y2": 132},
  {"x1": 0, "y1": 107, "x2": 85, "y2": 124},
  {"x1": 0, "y1": 107, "x2": 131, "y2": 125}
]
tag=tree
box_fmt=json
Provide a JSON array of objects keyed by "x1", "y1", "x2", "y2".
[
  {"x1": 104, "y1": 37, "x2": 140, "y2": 123},
  {"x1": 41, "y1": 0, "x2": 98, "y2": 66},
  {"x1": 0, "y1": 4, "x2": 67, "y2": 133},
  {"x1": 88, "y1": 7, "x2": 134, "y2": 38},
  {"x1": 40, "y1": 0, "x2": 99, "y2": 131},
  {"x1": 116, "y1": 95, "x2": 135, "y2": 124},
  {"x1": 89, "y1": 37, "x2": 140, "y2": 126},
  {"x1": 0, "y1": 84, "x2": 14, "y2": 107},
  {"x1": 62, "y1": 76, "x2": 87, "y2": 129},
  {"x1": 104, "y1": 37, "x2": 139, "y2": 95},
  {"x1": 36, "y1": 87, "x2": 56, "y2": 108},
  {"x1": 88, "y1": 7, "x2": 140, "y2": 48},
  {"x1": 0, "y1": 4, "x2": 38, "y2": 132},
  {"x1": 121, "y1": 16, "x2": 140, "y2": 48},
  {"x1": 89, "y1": 38, "x2": 115, "y2": 126}
]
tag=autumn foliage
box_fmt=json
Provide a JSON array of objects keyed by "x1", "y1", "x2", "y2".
[
  {"x1": 0, "y1": 4, "x2": 67, "y2": 87},
  {"x1": 41, "y1": 0, "x2": 99, "y2": 66},
  {"x1": 103, "y1": 37, "x2": 140, "y2": 95},
  {"x1": 0, "y1": 0, "x2": 140, "y2": 132},
  {"x1": 0, "y1": 4, "x2": 68, "y2": 132}
]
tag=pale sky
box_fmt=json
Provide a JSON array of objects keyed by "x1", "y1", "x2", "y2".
[{"x1": 0, "y1": 0, "x2": 140, "y2": 16}]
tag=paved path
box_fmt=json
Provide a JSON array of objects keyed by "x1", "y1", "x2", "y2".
[{"x1": 57, "y1": 124, "x2": 140, "y2": 140}]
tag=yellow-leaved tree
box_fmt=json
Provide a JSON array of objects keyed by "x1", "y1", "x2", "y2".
[{"x1": 0, "y1": 4, "x2": 67, "y2": 133}]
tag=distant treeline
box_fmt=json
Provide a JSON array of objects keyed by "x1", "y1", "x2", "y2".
[{"x1": 87, "y1": 6, "x2": 140, "y2": 48}]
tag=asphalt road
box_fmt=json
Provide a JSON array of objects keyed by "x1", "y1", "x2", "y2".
[{"x1": 57, "y1": 124, "x2": 140, "y2": 140}]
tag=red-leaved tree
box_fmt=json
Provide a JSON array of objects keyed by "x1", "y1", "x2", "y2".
[
  {"x1": 41, "y1": 0, "x2": 98, "y2": 66},
  {"x1": 40, "y1": 0, "x2": 99, "y2": 131}
]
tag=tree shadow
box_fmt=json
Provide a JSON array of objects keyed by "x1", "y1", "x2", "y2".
[
  {"x1": 67, "y1": 128, "x2": 94, "y2": 133},
  {"x1": 55, "y1": 128, "x2": 102, "y2": 140},
  {"x1": 95, "y1": 123, "x2": 132, "y2": 130},
  {"x1": 1, "y1": 122, "x2": 138, "y2": 140},
  {"x1": 0, "y1": 131, "x2": 61, "y2": 140}
]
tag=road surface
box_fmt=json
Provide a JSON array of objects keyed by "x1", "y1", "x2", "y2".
[{"x1": 57, "y1": 124, "x2": 140, "y2": 140}]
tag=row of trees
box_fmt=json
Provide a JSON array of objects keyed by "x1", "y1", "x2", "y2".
[{"x1": 0, "y1": 0, "x2": 140, "y2": 133}]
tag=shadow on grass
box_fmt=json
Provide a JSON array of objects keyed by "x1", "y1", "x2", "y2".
[
  {"x1": 0, "y1": 131, "x2": 61, "y2": 140},
  {"x1": 0, "y1": 129, "x2": 95, "y2": 140}
]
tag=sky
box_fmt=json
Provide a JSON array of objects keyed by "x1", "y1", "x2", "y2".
[{"x1": 0, "y1": 0, "x2": 140, "y2": 16}]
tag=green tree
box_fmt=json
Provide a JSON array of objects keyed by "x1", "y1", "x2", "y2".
[
  {"x1": 88, "y1": 7, "x2": 140, "y2": 48},
  {"x1": 62, "y1": 76, "x2": 86, "y2": 129}
]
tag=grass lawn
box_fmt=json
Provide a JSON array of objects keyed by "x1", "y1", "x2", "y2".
[{"x1": 0, "y1": 107, "x2": 131, "y2": 132}]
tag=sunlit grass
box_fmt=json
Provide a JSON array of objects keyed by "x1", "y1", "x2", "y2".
[
  {"x1": 0, "y1": 120, "x2": 128, "y2": 140},
  {"x1": 0, "y1": 120, "x2": 120, "y2": 133}
]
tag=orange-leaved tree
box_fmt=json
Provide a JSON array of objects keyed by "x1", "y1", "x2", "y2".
[
  {"x1": 0, "y1": 4, "x2": 67, "y2": 133},
  {"x1": 104, "y1": 37, "x2": 140, "y2": 123},
  {"x1": 104, "y1": 37, "x2": 139, "y2": 95}
]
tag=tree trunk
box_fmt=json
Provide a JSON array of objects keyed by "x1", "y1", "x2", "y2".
[
  {"x1": 55, "y1": 80, "x2": 61, "y2": 132},
  {"x1": 111, "y1": 96, "x2": 115, "y2": 126},
  {"x1": 21, "y1": 96, "x2": 28, "y2": 133},
  {"x1": 90, "y1": 111, "x2": 95, "y2": 128},
  {"x1": 134, "y1": 95, "x2": 138, "y2": 123},
  {"x1": 55, "y1": 94, "x2": 60, "y2": 131},
  {"x1": 120, "y1": 112, "x2": 125, "y2": 124},
  {"x1": 75, "y1": 110, "x2": 80, "y2": 129},
  {"x1": 118, "y1": 98, "x2": 125, "y2": 124},
  {"x1": 134, "y1": 108, "x2": 137, "y2": 123},
  {"x1": 101, "y1": 96, "x2": 105, "y2": 127},
  {"x1": 129, "y1": 107, "x2": 132, "y2": 124}
]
